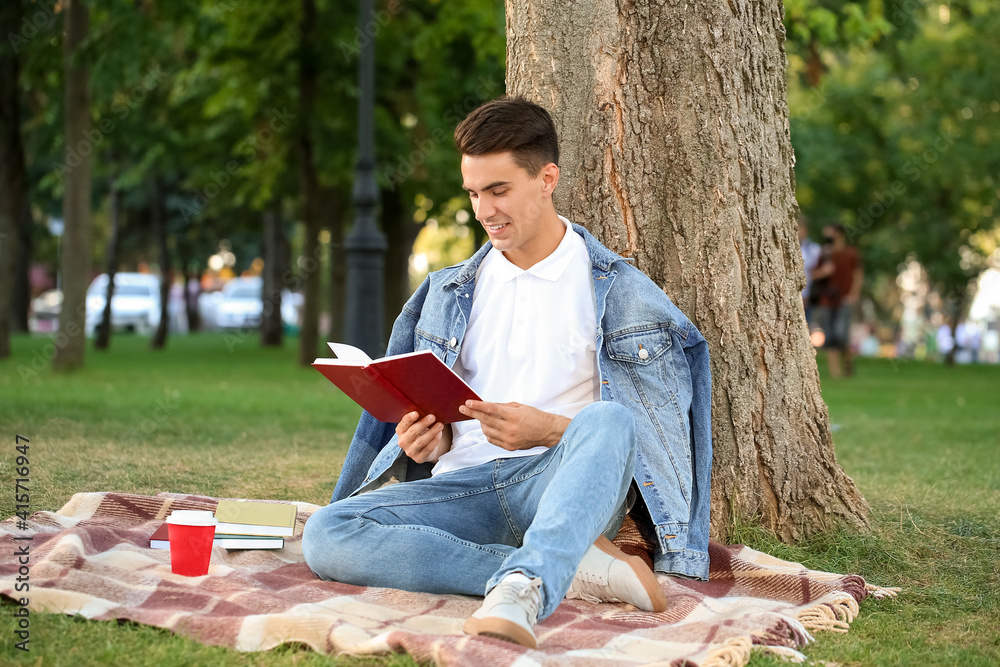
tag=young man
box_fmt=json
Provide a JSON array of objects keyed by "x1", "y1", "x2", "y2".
[{"x1": 303, "y1": 98, "x2": 712, "y2": 649}]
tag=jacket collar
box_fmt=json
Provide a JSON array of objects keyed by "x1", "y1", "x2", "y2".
[{"x1": 443, "y1": 222, "x2": 626, "y2": 288}]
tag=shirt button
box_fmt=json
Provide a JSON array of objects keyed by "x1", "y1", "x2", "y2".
[
  {"x1": 638, "y1": 348, "x2": 650, "y2": 360},
  {"x1": 449, "y1": 337, "x2": 458, "y2": 347},
  {"x1": 517, "y1": 320, "x2": 524, "y2": 326},
  {"x1": 518, "y1": 273, "x2": 528, "y2": 280},
  {"x1": 519, "y1": 295, "x2": 527, "y2": 302}
]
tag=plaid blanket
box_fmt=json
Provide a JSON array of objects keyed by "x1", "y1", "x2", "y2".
[{"x1": 0, "y1": 492, "x2": 897, "y2": 666}]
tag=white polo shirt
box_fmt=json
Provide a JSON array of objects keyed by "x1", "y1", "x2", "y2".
[{"x1": 432, "y1": 217, "x2": 600, "y2": 476}]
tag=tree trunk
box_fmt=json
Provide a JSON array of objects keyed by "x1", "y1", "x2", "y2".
[
  {"x1": 150, "y1": 178, "x2": 170, "y2": 349},
  {"x1": 943, "y1": 295, "x2": 962, "y2": 367},
  {"x1": 52, "y1": 0, "x2": 91, "y2": 372},
  {"x1": 381, "y1": 186, "x2": 420, "y2": 336},
  {"x1": 296, "y1": 0, "x2": 322, "y2": 366},
  {"x1": 261, "y1": 205, "x2": 286, "y2": 348},
  {"x1": 325, "y1": 186, "x2": 345, "y2": 343},
  {"x1": 11, "y1": 198, "x2": 32, "y2": 333},
  {"x1": 95, "y1": 177, "x2": 120, "y2": 350},
  {"x1": 181, "y1": 264, "x2": 200, "y2": 333},
  {"x1": 506, "y1": 0, "x2": 870, "y2": 541},
  {"x1": 0, "y1": 0, "x2": 27, "y2": 356}
]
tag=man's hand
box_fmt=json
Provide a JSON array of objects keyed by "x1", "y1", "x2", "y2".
[
  {"x1": 396, "y1": 412, "x2": 452, "y2": 464},
  {"x1": 458, "y1": 400, "x2": 570, "y2": 451}
]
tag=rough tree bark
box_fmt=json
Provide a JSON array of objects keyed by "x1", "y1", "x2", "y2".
[
  {"x1": 52, "y1": 0, "x2": 91, "y2": 372},
  {"x1": 506, "y1": 0, "x2": 870, "y2": 541}
]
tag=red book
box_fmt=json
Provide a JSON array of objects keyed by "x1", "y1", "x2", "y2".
[{"x1": 312, "y1": 343, "x2": 482, "y2": 424}]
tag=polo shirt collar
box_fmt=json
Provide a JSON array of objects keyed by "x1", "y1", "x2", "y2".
[{"x1": 488, "y1": 217, "x2": 577, "y2": 284}]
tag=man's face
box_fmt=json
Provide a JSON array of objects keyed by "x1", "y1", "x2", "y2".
[
  {"x1": 822, "y1": 225, "x2": 841, "y2": 246},
  {"x1": 461, "y1": 151, "x2": 559, "y2": 266}
]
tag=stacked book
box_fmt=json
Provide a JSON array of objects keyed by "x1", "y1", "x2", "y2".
[{"x1": 150, "y1": 500, "x2": 296, "y2": 550}]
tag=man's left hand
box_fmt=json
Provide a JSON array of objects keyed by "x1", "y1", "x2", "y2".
[{"x1": 458, "y1": 400, "x2": 570, "y2": 451}]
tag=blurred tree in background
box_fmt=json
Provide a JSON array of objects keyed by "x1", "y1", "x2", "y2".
[
  {"x1": 787, "y1": 0, "x2": 1000, "y2": 334},
  {"x1": 0, "y1": 0, "x2": 503, "y2": 366},
  {"x1": 1, "y1": 0, "x2": 996, "y2": 368}
]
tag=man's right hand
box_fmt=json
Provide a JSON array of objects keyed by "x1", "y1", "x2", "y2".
[{"x1": 396, "y1": 412, "x2": 452, "y2": 464}]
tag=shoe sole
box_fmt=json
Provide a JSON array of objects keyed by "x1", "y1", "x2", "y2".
[
  {"x1": 593, "y1": 535, "x2": 668, "y2": 612},
  {"x1": 463, "y1": 615, "x2": 538, "y2": 649}
]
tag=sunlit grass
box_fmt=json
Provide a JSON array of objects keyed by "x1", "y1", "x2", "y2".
[
  {"x1": 1, "y1": 336, "x2": 998, "y2": 665},
  {"x1": 742, "y1": 356, "x2": 1000, "y2": 666}
]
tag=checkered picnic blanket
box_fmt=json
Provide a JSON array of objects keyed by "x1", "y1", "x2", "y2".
[{"x1": 0, "y1": 492, "x2": 897, "y2": 666}]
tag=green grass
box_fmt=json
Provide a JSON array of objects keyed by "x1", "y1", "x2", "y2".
[
  {"x1": 1, "y1": 334, "x2": 998, "y2": 665},
  {"x1": 740, "y1": 356, "x2": 1000, "y2": 666}
]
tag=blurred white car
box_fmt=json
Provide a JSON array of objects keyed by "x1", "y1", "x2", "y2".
[
  {"x1": 201, "y1": 277, "x2": 302, "y2": 330},
  {"x1": 85, "y1": 273, "x2": 162, "y2": 336}
]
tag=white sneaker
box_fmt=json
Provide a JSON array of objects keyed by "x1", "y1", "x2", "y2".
[
  {"x1": 566, "y1": 536, "x2": 668, "y2": 612},
  {"x1": 463, "y1": 575, "x2": 542, "y2": 649}
]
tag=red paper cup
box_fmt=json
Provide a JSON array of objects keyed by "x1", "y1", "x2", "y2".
[{"x1": 166, "y1": 510, "x2": 217, "y2": 576}]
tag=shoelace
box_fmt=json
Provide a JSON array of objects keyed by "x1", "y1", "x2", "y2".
[
  {"x1": 490, "y1": 578, "x2": 542, "y2": 622},
  {"x1": 568, "y1": 568, "x2": 623, "y2": 605}
]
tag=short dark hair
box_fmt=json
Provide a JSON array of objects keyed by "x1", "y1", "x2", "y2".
[
  {"x1": 454, "y1": 97, "x2": 559, "y2": 177},
  {"x1": 826, "y1": 222, "x2": 847, "y2": 238}
]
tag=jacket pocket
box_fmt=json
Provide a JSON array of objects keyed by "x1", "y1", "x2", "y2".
[
  {"x1": 414, "y1": 328, "x2": 456, "y2": 365},
  {"x1": 605, "y1": 325, "x2": 678, "y2": 407}
]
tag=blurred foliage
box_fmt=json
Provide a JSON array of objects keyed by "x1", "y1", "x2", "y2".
[
  {"x1": 408, "y1": 194, "x2": 476, "y2": 290},
  {"x1": 787, "y1": 0, "x2": 1000, "y2": 317},
  {"x1": 9, "y1": 0, "x2": 997, "y2": 325},
  {"x1": 15, "y1": 0, "x2": 503, "y2": 280}
]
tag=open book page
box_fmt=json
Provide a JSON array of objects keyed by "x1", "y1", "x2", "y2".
[{"x1": 324, "y1": 342, "x2": 373, "y2": 364}]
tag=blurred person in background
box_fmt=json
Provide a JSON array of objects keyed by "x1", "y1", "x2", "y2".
[
  {"x1": 812, "y1": 223, "x2": 863, "y2": 378},
  {"x1": 935, "y1": 322, "x2": 954, "y2": 360},
  {"x1": 799, "y1": 217, "x2": 822, "y2": 327},
  {"x1": 954, "y1": 321, "x2": 982, "y2": 364}
]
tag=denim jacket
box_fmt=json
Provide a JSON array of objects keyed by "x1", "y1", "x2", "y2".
[{"x1": 331, "y1": 224, "x2": 712, "y2": 580}]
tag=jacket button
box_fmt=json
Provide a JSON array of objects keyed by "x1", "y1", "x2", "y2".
[
  {"x1": 638, "y1": 348, "x2": 650, "y2": 360},
  {"x1": 449, "y1": 337, "x2": 458, "y2": 347}
]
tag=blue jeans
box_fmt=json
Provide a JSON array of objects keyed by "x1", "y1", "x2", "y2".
[{"x1": 302, "y1": 401, "x2": 637, "y2": 620}]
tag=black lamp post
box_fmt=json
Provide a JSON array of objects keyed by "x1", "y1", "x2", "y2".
[{"x1": 344, "y1": 0, "x2": 387, "y2": 357}]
